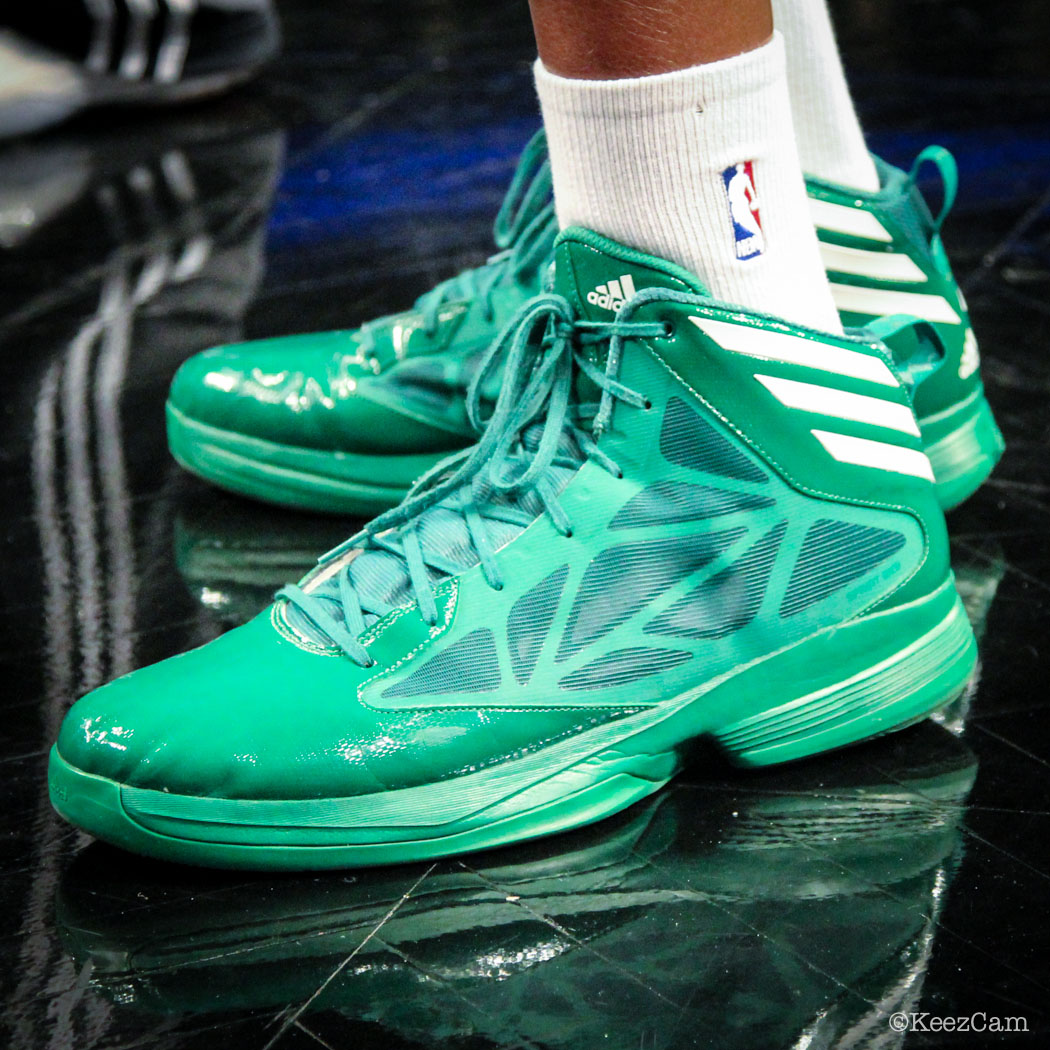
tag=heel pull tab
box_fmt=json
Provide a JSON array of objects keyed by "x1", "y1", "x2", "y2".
[
  {"x1": 908, "y1": 145, "x2": 958, "y2": 233},
  {"x1": 867, "y1": 313, "x2": 946, "y2": 396}
]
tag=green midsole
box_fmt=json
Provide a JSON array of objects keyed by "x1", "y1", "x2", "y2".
[
  {"x1": 921, "y1": 390, "x2": 1005, "y2": 511},
  {"x1": 49, "y1": 748, "x2": 671, "y2": 871},
  {"x1": 166, "y1": 402, "x2": 453, "y2": 514}
]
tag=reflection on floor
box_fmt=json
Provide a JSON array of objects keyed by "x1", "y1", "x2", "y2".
[{"x1": 1, "y1": 2, "x2": 1049, "y2": 1048}]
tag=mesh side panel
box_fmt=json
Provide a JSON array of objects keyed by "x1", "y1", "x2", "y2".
[
  {"x1": 556, "y1": 530, "x2": 744, "y2": 661},
  {"x1": 507, "y1": 565, "x2": 568, "y2": 685},
  {"x1": 382, "y1": 627, "x2": 501, "y2": 699},
  {"x1": 610, "y1": 480, "x2": 775, "y2": 530},
  {"x1": 284, "y1": 440, "x2": 578, "y2": 649},
  {"x1": 559, "y1": 647, "x2": 693, "y2": 691},
  {"x1": 417, "y1": 507, "x2": 485, "y2": 571},
  {"x1": 645, "y1": 522, "x2": 786, "y2": 639},
  {"x1": 660, "y1": 397, "x2": 767, "y2": 483},
  {"x1": 780, "y1": 520, "x2": 906, "y2": 618}
]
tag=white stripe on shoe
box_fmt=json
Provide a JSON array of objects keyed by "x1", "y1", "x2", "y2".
[
  {"x1": 755, "y1": 375, "x2": 920, "y2": 436},
  {"x1": 809, "y1": 197, "x2": 893, "y2": 243},
  {"x1": 155, "y1": 0, "x2": 198, "y2": 84},
  {"x1": 820, "y1": 242, "x2": 928, "y2": 283},
  {"x1": 828, "y1": 282, "x2": 961, "y2": 324},
  {"x1": 688, "y1": 317, "x2": 897, "y2": 386},
  {"x1": 812, "y1": 430, "x2": 935, "y2": 480}
]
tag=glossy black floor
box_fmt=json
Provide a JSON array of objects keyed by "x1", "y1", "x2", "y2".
[{"x1": 2, "y1": 2, "x2": 1050, "y2": 1047}]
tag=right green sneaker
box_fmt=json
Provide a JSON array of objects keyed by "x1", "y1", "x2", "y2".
[
  {"x1": 51, "y1": 227, "x2": 977, "y2": 870},
  {"x1": 808, "y1": 146, "x2": 1004, "y2": 510},
  {"x1": 166, "y1": 143, "x2": 1001, "y2": 515}
]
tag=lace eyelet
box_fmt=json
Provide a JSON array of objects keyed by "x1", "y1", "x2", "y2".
[
  {"x1": 563, "y1": 528, "x2": 574, "y2": 538},
  {"x1": 662, "y1": 322, "x2": 676, "y2": 338},
  {"x1": 643, "y1": 398, "x2": 653, "y2": 411}
]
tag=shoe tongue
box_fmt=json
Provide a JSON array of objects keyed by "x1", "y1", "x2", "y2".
[{"x1": 553, "y1": 226, "x2": 708, "y2": 321}]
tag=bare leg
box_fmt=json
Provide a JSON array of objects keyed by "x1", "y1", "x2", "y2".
[{"x1": 528, "y1": 0, "x2": 773, "y2": 79}]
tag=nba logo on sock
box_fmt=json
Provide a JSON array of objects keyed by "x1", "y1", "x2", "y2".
[{"x1": 722, "y1": 161, "x2": 765, "y2": 261}]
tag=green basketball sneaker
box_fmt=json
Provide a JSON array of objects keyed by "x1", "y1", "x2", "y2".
[
  {"x1": 166, "y1": 144, "x2": 1002, "y2": 515},
  {"x1": 51, "y1": 227, "x2": 977, "y2": 870},
  {"x1": 166, "y1": 129, "x2": 557, "y2": 515}
]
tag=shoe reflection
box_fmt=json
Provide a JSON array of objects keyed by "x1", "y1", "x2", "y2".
[
  {"x1": 3, "y1": 114, "x2": 285, "y2": 982},
  {"x1": 0, "y1": 107, "x2": 284, "y2": 700},
  {"x1": 173, "y1": 491, "x2": 359, "y2": 627},
  {"x1": 57, "y1": 721, "x2": 975, "y2": 1050}
]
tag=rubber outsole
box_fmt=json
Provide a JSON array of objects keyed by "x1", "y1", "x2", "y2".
[{"x1": 49, "y1": 583, "x2": 977, "y2": 870}]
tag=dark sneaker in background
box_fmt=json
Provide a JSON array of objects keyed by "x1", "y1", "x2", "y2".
[{"x1": 0, "y1": 0, "x2": 279, "y2": 139}]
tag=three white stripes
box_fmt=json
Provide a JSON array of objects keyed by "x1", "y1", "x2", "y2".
[
  {"x1": 809, "y1": 197, "x2": 962, "y2": 326},
  {"x1": 683, "y1": 197, "x2": 949, "y2": 482},
  {"x1": 603, "y1": 274, "x2": 636, "y2": 302},
  {"x1": 688, "y1": 317, "x2": 934, "y2": 481}
]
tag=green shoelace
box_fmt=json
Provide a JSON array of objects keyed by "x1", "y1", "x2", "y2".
[
  {"x1": 415, "y1": 128, "x2": 557, "y2": 336},
  {"x1": 278, "y1": 287, "x2": 679, "y2": 666}
]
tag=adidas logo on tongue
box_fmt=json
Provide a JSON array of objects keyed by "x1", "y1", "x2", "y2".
[{"x1": 586, "y1": 273, "x2": 637, "y2": 312}]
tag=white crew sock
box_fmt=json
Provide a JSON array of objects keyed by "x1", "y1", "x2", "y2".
[
  {"x1": 772, "y1": 0, "x2": 879, "y2": 190},
  {"x1": 534, "y1": 34, "x2": 841, "y2": 333}
]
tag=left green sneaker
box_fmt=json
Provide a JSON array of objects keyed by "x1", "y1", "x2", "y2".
[
  {"x1": 166, "y1": 144, "x2": 1002, "y2": 515},
  {"x1": 166, "y1": 129, "x2": 557, "y2": 515},
  {"x1": 51, "y1": 227, "x2": 977, "y2": 870}
]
